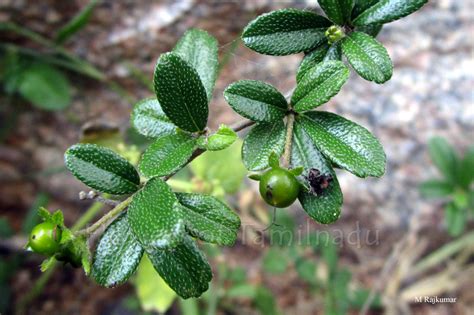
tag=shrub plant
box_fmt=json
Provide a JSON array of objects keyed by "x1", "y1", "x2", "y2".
[{"x1": 26, "y1": 0, "x2": 428, "y2": 299}]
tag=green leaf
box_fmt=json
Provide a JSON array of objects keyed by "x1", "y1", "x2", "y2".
[
  {"x1": 135, "y1": 255, "x2": 176, "y2": 313},
  {"x1": 154, "y1": 52, "x2": 208, "y2": 132},
  {"x1": 18, "y1": 62, "x2": 71, "y2": 110},
  {"x1": 296, "y1": 43, "x2": 342, "y2": 83},
  {"x1": 295, "y1": 258, "x2": 317, "y2": 284},
  {"x1": 128, "y1": 178, "x2": 185, "y2": 250},
  {"x1": 342, "y1": 31, "x2": 392, "y2": 83},
  {"x1": 445, "y1": 202, "x2": 466, "y2": 237},
  {"x1": 242, "y1": 121, "x2": 286, "y2": 171},
  {"x1": 268, "y1": 151, "x2": 280, "y2": 169},
  {"x1": 65, "y1": 144, "x2": 140, "y2": 195},
  {"x1": 173, "y1": 29, "x2": 219, "y2": 101},
  {"x1": 176, "y1": 193, "x2": 241, "y2": 246},
  {"x1": 352, "y1": 0, "x2": 380, "y2": 19},
  {"x1": 224, "y1": 80, "x2": 287, "y2": 122},
  {"x1": 147, "y1": 235, "x2": 212, "y2": 299},
  {"x1": 241, "y1": 9, "x2": 332, "y2": 56},
  {"x1": 291, "y1": 123, "x2": 343, "y2": 224},
  {"x1": 299, "y1": 112, "x2": 386, "y2": 177},
  {"x1": 356, "y1": 23, "x2": 383, "y2": 37},
  {"x1": 130, "y1": 98, "x2": 176, "y2": 139},
  {"x1": 91, "y1": 213, "x2": 144, "y2": 287},
  {"x1": 205, "y1": 125, "x2": 237, "y2": 151},
  {"x1": 139, "y1": 133, "x2": 197, "y2": 178},
  {"x1": 419, "y1": 180, "x2": 454, "y2": 199},
  {"x1": 290, "y1": 167, "x2": 304, "y2": 176},
  {"x1": 255, "y1": 286, "x2": 279, "y2": 315},
  {"x1": 428, "y1": 137, "x2": 458, "y2": 183},
  {"x1": 318, "y1": 0, "x2": 354, "y2": 25},
  {"x1": 262, "y1": 248, "x2": 289, "y2": 274},
  {"x1": 292, "y1": 61, "x2": 349, "y2": 112},
  {"x1": 190, "y1": 140, "x2": 246, "y2": 194},
  {"x1": 353, "y1": 0, "x2": 428, "y2": 26},
  {"x1": 55, "y1": 0, "x2": 98, "y2": 44},
  {"x1": 458, "y1": 146, "x2": 474, "y2": 189}
]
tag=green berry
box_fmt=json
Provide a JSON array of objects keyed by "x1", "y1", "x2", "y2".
[
  {"x1": 259, "y1": 168, "x2": 300, "y2": 208},
  {"x1": 29, "y1": 222, "x2": 62, "y2": 256}
]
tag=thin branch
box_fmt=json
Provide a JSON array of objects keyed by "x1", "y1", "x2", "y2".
[
  {"x1": 76, "y1": 196, "x2": 132, "y2": 237},
  {"x1": 79, "y1": 191, "x2": 120, "y2": 206},
  {"x1": 282, "y1": 113, "x2": 295, "y2": 167},
  {"x1": 74, "y1": 119, "x2": 256, "y2": 237},
  {"x1": 230, "y1": 119, "x2": 255, "y2": 133}
]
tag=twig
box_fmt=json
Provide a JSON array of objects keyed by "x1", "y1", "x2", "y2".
[
  {"x1": 79, "y1": 191, "x2": 120, "y2": 206},
  {"x1": 74, "y1": 119, "x2": 256, "y2": 237},
  {"x1": 75, "y1": 196, "x2": 132, "y2": 237},
  {"x1": 230, "y1": 119, "x2": 255, "y2": 133},
  {"x1": 282, "y1": 113, "x2": 295, "y2": 167}
]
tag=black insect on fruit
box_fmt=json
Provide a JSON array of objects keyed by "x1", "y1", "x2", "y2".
[
  {"x1": 305, "y1": 168, "x2": 333, "y2": 196},
  {"x1": 28, "y1": 221, "x2": 62, "y2": 256}
]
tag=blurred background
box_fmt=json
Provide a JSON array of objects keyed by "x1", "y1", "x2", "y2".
[{"x1": 0, "y1": 0, "x2": 473, "y2": 314}]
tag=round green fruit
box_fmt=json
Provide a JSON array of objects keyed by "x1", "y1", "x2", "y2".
[
  {"x1": 29, "y1": 222, "x2": 62, "y2": 256},
  {"x1": 259, "y1": 168, "x2": 300, "y2": 208}
]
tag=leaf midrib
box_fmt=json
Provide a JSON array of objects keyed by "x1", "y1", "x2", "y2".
[
  {"x1": 345, "y1": 34, "x2": 384, "y2": 80},
  {"x1": 302, "y1": 116, "x2": 374, "y2": 175},
  {"x1": 68, "y1": 155, "x2": 138, "y2": 189}
]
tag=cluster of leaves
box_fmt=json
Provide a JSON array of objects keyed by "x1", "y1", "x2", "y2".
[
  {"x1": 33, "y1": 0, "x2": 429, "y2": 300},
  {"x1": 0, "y1": 0, "x2": 99, "y2": 110},
  {"x1": 225, "y1": 0, "x2": 427, "y2": 223},
  {"x1": 420, "y1": 137, "x2": 474, "y2": 236},
  {"x1": 242, "y1": 0, "x2": 428, "y2": 83},
  {"x1": 64, "y1": 29, "x2": 241, "y2": 299}
]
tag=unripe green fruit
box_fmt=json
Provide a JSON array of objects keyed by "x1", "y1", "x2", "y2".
[
  {"x1": 259, "y1": 168, "x2": 300, "y2": 208},
  {"x1": 29, "y1": 222, "x2": 62, "y2": 256}
]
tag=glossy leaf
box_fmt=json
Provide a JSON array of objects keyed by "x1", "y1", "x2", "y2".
[
  {"x1": 139, "y1": 133, "x2": 197, "y2": 178},
  {"x1": 173, "y1": 29, "x2": 218, "y2": 101},
  {"x1": 176, "y1": 193, "x2": 241, "y2": 246},
  {"x1": 154, "y1": 52, "x2": 208, "y2": 132},
  {"x1": 297, "y1": 43, "x2": 342, "y2": 82},
  {"x1": 241, "y1": 9, "x2": 332, "y2": 56},
  {"x1": 342, "y1": 31, "x2": 392, "y2": 83},
  {"x1": 224, "y1": 80, "x2": 287, "y2": 122},
  {"x1": 55, "y1": 0, "x2": 98, "y2": 44},
  {"x1": 292, "y1": 61, "x2": 349, "y2": 112},
  {"x1": 419, "y1": 180, "x2": 454, "y2": 199},
  {"x1": 428, "y1": 137, "x2": 458, "y2": 183},
  {"x1": 242, "y1": 121, "x2": 286, "y2": 171},
  {"x1": 147, "y1": 235, "x2": 212, "y2": 299},
  {"x1": 205, "y1": 125, "x2": 237, "y2": 151},
  {"x1": 131, "y1": 98, "x2": 176, "y2": 139},
  {"x1": 135, "y1": 255, "x2": 176, "y2": 313},
  {"x1": 65, "y1": 144, "x2": 140, "y2": 195},
  {"x1": 356, "y1": 23, "x2": 383, "y2": 37},
  {"x1": 299, "y1": 112, "x2": 385, "y2": 177},
  {"x1": 91, "y1": 213, "x2": 144, "y2": 287},
  {"x1": 352, "y1": 0, "x2": 380, "y2": 19},
  {"x1": 318, "y1": 0, "x2": 354, "y2": 25},
  {"x1": 353, "y1": 0, "x2": 428, "y2": 26},
  {"x1": 18, "y1": 62, "x2": 71, "y2": 110},
  {"x1": 128, "y1": 178, "x2": 184, "y2": 250},
  {"x1": 291, "y1": 123, "x2": 343, "y2": 224}
]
